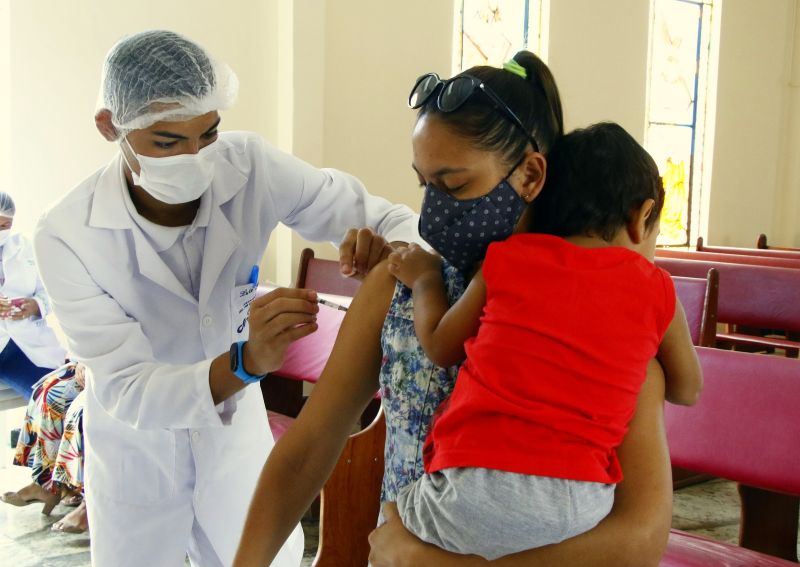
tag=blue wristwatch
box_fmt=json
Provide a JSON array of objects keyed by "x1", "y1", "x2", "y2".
[{"x1": 229, "y1": 341, "x2": 267, "y2": 384}]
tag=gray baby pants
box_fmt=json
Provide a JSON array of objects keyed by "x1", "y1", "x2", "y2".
[{"x1": 395, "y1": 467, "x2": 615, "y2": 560}]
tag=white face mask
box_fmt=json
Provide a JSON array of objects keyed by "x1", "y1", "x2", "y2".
[
  {"x1": 121, "y1": 138, "x2": 218, "y2": 205},
  {"x1": 0, "y1": 229, "x2": 10, "y2": 247}
]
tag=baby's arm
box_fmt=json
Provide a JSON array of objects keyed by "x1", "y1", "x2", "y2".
[
  {"x1": 387, "y1": 244, "x2": 486, "y2": 367},
  {"x1": 658, "y1": 299, "x2": 703, "y2": 405}
]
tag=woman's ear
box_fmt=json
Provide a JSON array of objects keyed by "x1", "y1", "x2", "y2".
[
  {"x1": 517, "y1": 151, "x2": 547, "y2": 203},
  {"x1": 95, "y1": 109, "x2": 119, "y2": 142},
  {"x1": 627, "y1": 199, "x2": 656, "y2": 244}
]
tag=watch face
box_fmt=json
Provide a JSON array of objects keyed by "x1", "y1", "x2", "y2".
[{"x1": 230, "y1": 342, "x2": 239, "y2": 372}]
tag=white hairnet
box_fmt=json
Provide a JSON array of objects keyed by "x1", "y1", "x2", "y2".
[
  {"x1": 99, "y1": 30, "x2": 238, "y2": 138},
  {"x1": 0, "y1": 192, "x2": 15, "y2": 218}
]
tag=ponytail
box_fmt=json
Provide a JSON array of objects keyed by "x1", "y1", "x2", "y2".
[
  {"x1": 417, "y1": 50, "x2": 564, "y2": 164},
  {"x1": 511, "y1": 50, "x2": 564, "y2": 153}
]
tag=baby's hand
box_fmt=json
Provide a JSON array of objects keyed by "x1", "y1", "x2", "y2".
[{"x1": 387, "y1": 244, "x2": 441, "y2": 287}]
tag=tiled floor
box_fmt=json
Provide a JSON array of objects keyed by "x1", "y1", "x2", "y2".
[{"x1": 1, "y1": 463, "x2": 798, "y2": 566}]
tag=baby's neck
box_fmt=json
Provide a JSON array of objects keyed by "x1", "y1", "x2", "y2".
[{"x1": 564, "y1": 232, "x2": 635, "y2": 252}]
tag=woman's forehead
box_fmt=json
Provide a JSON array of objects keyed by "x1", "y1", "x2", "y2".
[{"x1": 0, "y1": 216, "x2": 13, "y2": 224}]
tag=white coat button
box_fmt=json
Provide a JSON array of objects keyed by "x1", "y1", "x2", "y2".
[
  {"x1": 192, "y1": 431, "x2": 200, "y2": 442},
  {"x1": 202, "y1": 315, "x2": 213, "y2": 327}
]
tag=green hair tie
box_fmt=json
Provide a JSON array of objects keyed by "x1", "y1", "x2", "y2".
[{"x1": 503, "y1": 59, "x2": 527, "y2": 79}]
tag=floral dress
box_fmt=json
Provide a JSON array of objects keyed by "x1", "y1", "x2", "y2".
[
  {"x1": 13, "y1": 362, "x2": 84, "y2": 493},
  {"x1": 378, "y1": 261, "x2": 467, "y2": 503}
]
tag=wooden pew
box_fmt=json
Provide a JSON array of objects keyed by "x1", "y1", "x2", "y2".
[
  {"x1": 655, "y1": 257, "x2": 800, "y2": 357},
  {"x1": 757, "y1": 234, "x2": 800, "y2": 252},
  {"x1": 661, "y1": 348, "x2": 800, "y2": 565},
  {"x1": 697, "y1": 237, "x2": 800, "y2": 261},
  {"x1": 657, "y1": 248, "x2": 800, "y2": 270}
]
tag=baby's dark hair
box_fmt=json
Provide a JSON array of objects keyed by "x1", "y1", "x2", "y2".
[
  {"x1": 529, "y1": 122, "x2": 664, "y2": 241},
  {"x1": 417, "y1": 50, "x2": 563, "y2": 166}
]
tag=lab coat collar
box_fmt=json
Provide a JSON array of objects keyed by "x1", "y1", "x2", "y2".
[
  {"x1": 0, "y1": 234, "x2": 23, "y2": 262},
  {"x1": 88, "y1": 151, "x2": 249, "y2": 306},
  {"x1": 88, "y1": 149, "x2": 249, "y2": 230}
]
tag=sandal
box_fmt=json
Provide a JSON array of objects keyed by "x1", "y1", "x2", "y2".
[{"x1": 1, "y1": 487, "x2": 61, "y2": 515}]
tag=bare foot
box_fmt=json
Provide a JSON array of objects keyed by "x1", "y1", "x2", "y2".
[{"x1": 51, "y1": 500, "x2": 89, "y2": 534}]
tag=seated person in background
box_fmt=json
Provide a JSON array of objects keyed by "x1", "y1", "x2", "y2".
[
  {"x1": 387, "y1": 122, "x2": 702, "y2": 560},
  {"x1": 2, "y1": 361, "x2": 86, "y2": 526},
  {"x1": 0, "y1": 191, "x2": 66, "y2": 399}
]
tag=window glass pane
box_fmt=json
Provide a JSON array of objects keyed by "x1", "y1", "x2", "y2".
[
  {"x1": 648, "y1": 1, "x2": 702, "y2": 126},
  {"x1": 459, "y1": 0, "x2": 532, "y2": 69},
  {"x1": 648, "y1": 124, "x2": 692, "y2": 246}
]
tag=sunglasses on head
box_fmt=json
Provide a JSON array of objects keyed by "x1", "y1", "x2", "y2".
[{"x1": 408, "y1": 72, "x2": 540, "y2": 152}]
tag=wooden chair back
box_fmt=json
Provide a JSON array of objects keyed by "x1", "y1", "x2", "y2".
[
  {"x1": 295, "y1": 248, "x2": 362, "y2": 297},
  {"x1": 672, "y1": 270, "x2": 718, "y2": 348},
  {"x1": 313, "y1": 408, "x2": 386, "y2": 567}
]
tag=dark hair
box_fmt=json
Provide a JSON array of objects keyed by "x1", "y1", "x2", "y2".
[
  {"x1": 417, "y1": 50, "x2": 564, "y2": 165},
  {"x1": 529, "y1": 122, "x2": 664, "y2": 241}
]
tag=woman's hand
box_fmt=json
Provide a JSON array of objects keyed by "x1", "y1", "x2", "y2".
[
  {"x1": 368, "y1": 503, "x2": 428, "y2": 567},
  {"x1": 0, "y1": 297, "x2": 40, "y2": 320},
  {"x1": 339, "y1": 227, "x2": 396, "y2": 278},
  {"x1": 387, "y1": 244, "x2": 442, "y2": 288}
]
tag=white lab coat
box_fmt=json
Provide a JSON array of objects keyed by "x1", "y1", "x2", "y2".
[
  {"x1": 0, "y1": 233, "x2": 65, "y2": 369},
  {"x1": 34, "y1": 131, "x2": 419, "y2": 567}
]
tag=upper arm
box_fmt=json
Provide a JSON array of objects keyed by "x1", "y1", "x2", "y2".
[
  {"x1": 277, "y1": 260, "x2": 395, "y2": 465},
  {"x1": 658, "y1": 300, "x2": 703, "y2": 406},
  {"x1": 260, "y1": 142, "x2": 418, "y2": 245}
]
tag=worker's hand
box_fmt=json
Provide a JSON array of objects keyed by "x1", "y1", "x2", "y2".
[
  {"x1": 339, "y1": 228, "x2": 397, "y2": 278},
  {"x1": 386, "y1": 244, "x2": 441, "y2": 288},
  {"x1": 243, "y1": 287, "x2": 319, "y2": 376},
  {"x1": 0, "y1": 297, "x2": 40, "y2": 320}
]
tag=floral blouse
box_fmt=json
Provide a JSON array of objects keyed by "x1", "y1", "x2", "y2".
[{"x1": 378, "y1": 261, "x2": 467, "y2": 503}]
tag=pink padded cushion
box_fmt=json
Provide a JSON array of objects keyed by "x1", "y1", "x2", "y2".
[
  {"x1": 273, "y1": 303, "x2": 346, "y2": 384},
  {"x1": 655, "y1": 257, "x2": 800, "y2": 331},
  {"x1": 665, "y1": 347, "x2": 800, "y2": 495},
  {"x1": 267, "y1": 410, "x2": 295, "y2": 441},
  {"x1": 661, "y1": 530, "x2": 797, "y2": 566}
]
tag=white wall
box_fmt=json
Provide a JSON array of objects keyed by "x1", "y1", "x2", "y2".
[
  {"x1": 547, "y1": 0, "x2": 651, "y2": 141},
  {"x1": 288, "y1": 0, "x2": 456, "y2": 274},
  {"x1": 5, "y1": 0, "x2": 799, "y2": 264},
  {"x1": 707, "y1": 0, "x2": 797, "y2": 246},
  {"x1": 0, "y1": 1, "x2": 10, "y2": 206},
  {"x1": 5, "y1": 0, "x2": 286, "y2": 258}
]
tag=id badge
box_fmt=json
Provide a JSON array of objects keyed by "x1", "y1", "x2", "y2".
[{"x1": 231, "y1": 283, "x2": 257, "y2": 342}]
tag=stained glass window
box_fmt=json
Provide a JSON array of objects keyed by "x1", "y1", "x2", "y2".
[
  {"x1": 645, "y1": 0, "x2": 717, "y2": 247},
  {"x1": 454, "y1": 0, "x2": 545, "y2": 73}
]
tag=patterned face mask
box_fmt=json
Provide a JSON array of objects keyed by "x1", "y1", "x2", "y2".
[{"x1": 418, "y1": 177, "x2": 527, "y2": 273}]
